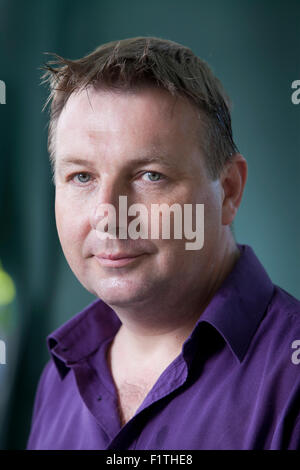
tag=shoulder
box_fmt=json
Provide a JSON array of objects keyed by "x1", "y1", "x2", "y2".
[
  {"x1": 30, "y1": 357, "x2": 74, "y2": 425},
  {"x1": 30, "y1": 360, "x2": 59, "y2": 419},
  {"x1": 260, "y1": 284, "x2": 300, "y2": 342},
  {"x1": 250, "y1": 285, "x2": 300, "y2": 379},
  {"x1": 267, "y1": 285, "x2": 300, "y2": 331}
]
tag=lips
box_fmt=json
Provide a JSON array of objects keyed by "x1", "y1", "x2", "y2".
[
  {"x1": 96, "y1": 252, "x2": 143, "y2": 260},
  {"x1": 95, "y1": 252, "x2": 146, "y2": 267}
]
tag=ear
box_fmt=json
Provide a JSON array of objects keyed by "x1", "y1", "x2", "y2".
[{"x1": 220, "y1": 153, "x2": 248, "y2": 226}]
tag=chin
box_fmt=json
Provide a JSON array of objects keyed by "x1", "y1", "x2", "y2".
[
  {"x1": 91, "y1": 278, "x2": 155, "y2": 308},
  {"x1": 97, "y1": 291, "x2": 145, "y2": 309}
]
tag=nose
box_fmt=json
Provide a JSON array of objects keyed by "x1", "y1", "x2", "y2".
[{"x1": 89, "y1": 176, "x2": 128, "y2": 238}]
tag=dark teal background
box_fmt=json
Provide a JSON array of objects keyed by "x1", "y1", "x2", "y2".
[{"x1": 0, "y1": 0, "x2": 299, "y2": 449}]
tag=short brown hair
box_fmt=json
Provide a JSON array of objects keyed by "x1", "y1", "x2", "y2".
[{"x1": 42, "y1": 36, "x2": 238, "y2": 180}]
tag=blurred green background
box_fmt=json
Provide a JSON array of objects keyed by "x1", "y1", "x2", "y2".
[{"x1": 0, "y1": 0, "x2": 299, "y2": 449}]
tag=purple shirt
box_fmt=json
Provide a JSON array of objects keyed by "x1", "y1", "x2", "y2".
[{"x1": 27, "y1": 244, "x2": 300, "y2": 449}]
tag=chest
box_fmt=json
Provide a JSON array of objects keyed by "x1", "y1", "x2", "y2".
[{"x1": 115, "y1": 377, "x2": 158, "y2": 426}]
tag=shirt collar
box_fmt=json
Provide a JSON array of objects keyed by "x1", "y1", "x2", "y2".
[
  {"x1": 47, "y1": 244, "x2": 274, "y2": 379},
  {"x1": 47, "y1": 299, "x2": 121, "y2": 379},
  {"x1": 195, "y1": 244, "x2": 274, "y2": 362}
]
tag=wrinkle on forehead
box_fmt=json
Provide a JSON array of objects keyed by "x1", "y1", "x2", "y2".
[
  {"x1": 63, "y1": 84, "x2": 198, "y2": 125},
  {"x1": 55, "y1": 84, "x2": 204, "y2": 175}
]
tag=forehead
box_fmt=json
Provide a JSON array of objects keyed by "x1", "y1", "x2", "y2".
[{"x1": 55, "y1": 86, "x2": 203, "y2": 169}]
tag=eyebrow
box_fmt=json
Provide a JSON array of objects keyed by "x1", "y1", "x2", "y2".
[
  {"x1": 57, "y1": 154, "x2": 178, "y2": 170},
  {"x1": 126, "y1": 155, "x2": 177, "y2": 170},
  {"x1": 57, "y1": 157, "x2": 96, "y2": 169}
]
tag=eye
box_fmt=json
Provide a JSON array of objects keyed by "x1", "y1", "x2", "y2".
[
  {"x1": 142, "y1": 171, "x2": 164, "y2": 182},
  {"x1": 72, "y1": 172, "x2": 91, "y2": 184}
]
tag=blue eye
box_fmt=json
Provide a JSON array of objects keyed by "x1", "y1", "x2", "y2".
[
  {"x1": 74, "y1": 173, "x2": 91, "y2": 184},
  {"x1": 143, "y1": 171, "x2": 163, "y2": 182}
]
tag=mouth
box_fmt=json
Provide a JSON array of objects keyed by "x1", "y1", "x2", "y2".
[{"x1": 94, "y1": 252, "x2": 146, "y2": 268}]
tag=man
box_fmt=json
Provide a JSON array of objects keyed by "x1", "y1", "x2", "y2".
[{"x1": 27, "y1": 37, "x2": 300, "y2": 450}]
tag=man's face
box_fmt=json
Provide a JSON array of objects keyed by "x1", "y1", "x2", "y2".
[{"x1": 54, "y1": 86, "x2": 225, "y2": 312}]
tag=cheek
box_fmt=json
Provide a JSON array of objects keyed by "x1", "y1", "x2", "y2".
[
  {"x1": 55, "y1": 196, "x2": 70, "y2": 243},
  {"x1": 55, "y1": 194, "x2": 88, "y2": 254}
]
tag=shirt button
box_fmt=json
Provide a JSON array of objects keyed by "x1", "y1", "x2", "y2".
[{"x1": 97, "y1": 395, "x2": 102, "y2": 401}]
